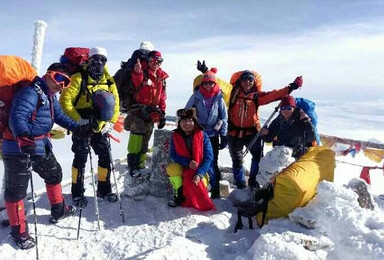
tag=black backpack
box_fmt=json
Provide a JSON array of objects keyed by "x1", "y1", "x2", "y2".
[{"x1": 113, "y1": 49, "x2": 150, "y2": 113}]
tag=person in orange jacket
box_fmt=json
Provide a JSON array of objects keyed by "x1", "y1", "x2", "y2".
[{"x1": 227, "y1": 71, "x2": 303, "y2": 188}]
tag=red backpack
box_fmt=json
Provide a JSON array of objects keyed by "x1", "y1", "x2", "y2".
[
  {"x1": 60, "y1": 47, "x2": 90, "y2": 75},
  {"x1": 0, "y1": 56, "x2": 38, "y2": 138}
]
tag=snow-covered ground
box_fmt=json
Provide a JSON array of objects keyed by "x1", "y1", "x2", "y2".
[
  {"x1": 0, "y1": 149, "x2": 383, "y2": 260},
  {"x1": 1, "y1": 101, "x2": 384, "y2": 260}
]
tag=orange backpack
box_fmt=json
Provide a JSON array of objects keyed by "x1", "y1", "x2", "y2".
[{"x1": 0, "y1": 56, "x2": 37, "y2": 137}]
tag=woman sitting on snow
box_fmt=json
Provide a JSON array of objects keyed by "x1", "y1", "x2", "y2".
[
  {"x1": 260, "y1": 95, "x2": 316, "y2": 159},
  {"x1": 166, "y1": 108, "x2": 215, "y2": 211}
]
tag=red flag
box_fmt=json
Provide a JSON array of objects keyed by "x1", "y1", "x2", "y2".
[{"x1": 360, "y1": 167, "x2": 371, "y2": 185}]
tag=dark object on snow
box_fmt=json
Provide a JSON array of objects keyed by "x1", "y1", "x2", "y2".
[
  {"x1": 348, "y1": 179, "x2": 374, "y2": 210},
  {"x1": 234, "y1": 184, "x2": 274, "y2": 233}
]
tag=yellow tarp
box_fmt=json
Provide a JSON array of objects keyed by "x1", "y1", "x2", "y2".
[{"x1": 256, "y1": 146, "x2": 335, "y2": 226}]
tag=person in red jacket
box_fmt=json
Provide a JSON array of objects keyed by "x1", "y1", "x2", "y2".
[
  {"x1": 227, "y1": 71, "x2": 303, "y2": 189},
  {"x1": 124, "y1": 50, "x2": 169, "y2": 176}
]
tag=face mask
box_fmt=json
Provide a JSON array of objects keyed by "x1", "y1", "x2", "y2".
[{"x1": 87, "y1": 57, "x2": 105, "y2": 81}]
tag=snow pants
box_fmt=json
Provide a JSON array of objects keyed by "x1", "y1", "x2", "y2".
[
  {"x1": 227, "y1": 132, "x2": 263, "y2": 187},
  {"x1": 3, "y1": 151, "x2": 65, "y2": 235},
  {"x1": 71, "y1": 132, "x2": 112, "y2": 198}
]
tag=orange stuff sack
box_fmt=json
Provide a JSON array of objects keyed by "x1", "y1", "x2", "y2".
[{"x1": 0, "y1": 55, "x2": 37, "y2": 136}]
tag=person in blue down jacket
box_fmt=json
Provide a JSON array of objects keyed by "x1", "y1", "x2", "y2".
[
  {"x1": 185, "y1": 68, "x2": 228, "y2": 199},
  {"x1": 2, "y1": 63, "x2": 91, "y2": 250}
]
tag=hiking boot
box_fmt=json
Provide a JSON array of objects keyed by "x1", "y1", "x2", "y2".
[
  {"x1": 97, "y1": 192, "x2": 118, "y2": 202},
  {"x1": 73, "y1": 197, "x2": 88, "y2": 208},
  {"x1": 49, "y1": 204, "x2": 76, "y2": 224},
  {"x1": 168, "y1": 187, "x2": 184, "y2": 208},
  {"x1": 12, "y1": 232, "x2": 35, "y2": 250},
  {"x1": 236, "y1": 182, "x2": 247, "y2": 189},
  {"x1": 167, "y1": 199, "x2": 181, "y2": 208}
]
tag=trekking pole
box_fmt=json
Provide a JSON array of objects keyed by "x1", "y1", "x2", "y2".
[
  {"x1": 243, "y1": 102, "x2": 281, "y2": 157},
  {"x1": 76, "y1": 170, "x2": 86, "y2": 240},
  {"x1": 88, "y1": 141, "x2": 101, "y2": 230},
  {"x1": 29, "y1": 168, "x2": 39, "y2": 260},
  {"x1": 107, "y1": 136, "x2": 125, "y2": 223}
]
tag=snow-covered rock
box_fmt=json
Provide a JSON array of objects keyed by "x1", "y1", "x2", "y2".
[{"x1": 257, "y1": 146, "x2": 295, "y2": 187}]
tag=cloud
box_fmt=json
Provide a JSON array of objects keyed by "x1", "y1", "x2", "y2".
[{"x1": 159, "y1": 20, "x2": 384, "y2": 104}]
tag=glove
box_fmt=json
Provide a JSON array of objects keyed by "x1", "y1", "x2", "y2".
[
  {"x1": 149, "y1": 112, "x2": 161, "y2": 123},
  {"x1": 73, "y1": 124, "x2": 94, "y2": 138},
  {"x1": 197, "y1": 60, "x2": 208, "y2": 73},
  {"x1": 101, "y1": 122, "x2": 114, "y2": 135},
  {"x1": 218, "y1": 135, "x2": 228, "y2": 150},
  {"x1": 158, "y1": 113, "x2": 166, "y2": 129},
  {"x1": 17, "y1": 135, "x2": 36, "y2": 155},
  {"x1": 288, "y1": 76, "x2": 303, "y2": 92}
]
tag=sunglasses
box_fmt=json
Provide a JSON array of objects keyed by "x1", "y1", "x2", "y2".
[
  {"x1": 46, "y1": 70, "x2": 71, "y2": 88},
  {"x1": 201, "y1": 81, "x2": 215, "y2": 86},
  {"x1": 240, "y1": 76, "x2": 255, "y2": 82},
  {"x1": 92, "y1": 55, "x2": 107, "y2": 64},
  {"x1": 149, "y1": 56, "x2": 163, "y2": 65},
  {"x1": 281, "y1": 106, "x2": 293, "y2": 110}
]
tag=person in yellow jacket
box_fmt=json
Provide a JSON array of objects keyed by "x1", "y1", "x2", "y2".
[{"x1": 59, "y1": 47, "x2": 120, "y2": 206}]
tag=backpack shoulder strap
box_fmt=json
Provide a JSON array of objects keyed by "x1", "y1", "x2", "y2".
[{"x1": 74, "y1": 70, "x2": 88, "y2": 107}]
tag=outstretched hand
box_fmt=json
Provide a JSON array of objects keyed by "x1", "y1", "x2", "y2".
[
  {"x1": 288, "y1": 76, "x2": 303, "y2": 91},
  {"x1": 197, "y1": 60, "x2": 208, "y2": 73}
]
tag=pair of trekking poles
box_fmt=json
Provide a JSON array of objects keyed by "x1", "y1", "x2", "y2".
[{"x1": 76, "y1": 134, "x2": 125, "y2": 240}]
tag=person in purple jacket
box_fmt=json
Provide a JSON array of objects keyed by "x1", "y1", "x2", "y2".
[
  {"x1": 185, "y1": 68, "x2": 228, "y2": 198},
  {"x1": 1, "y1": 63, "x2": 92, "y2": 250}
]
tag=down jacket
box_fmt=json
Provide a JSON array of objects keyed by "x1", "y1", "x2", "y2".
[
  {"x1": 185, "y1": 90, "x2": 228, "y2": 137},
  {"x1": 2, "y1": 78, "x2": 79, "y2": 155},
  {"x1": 59, "y1": 65, "x2": 120, "y2": 130}
]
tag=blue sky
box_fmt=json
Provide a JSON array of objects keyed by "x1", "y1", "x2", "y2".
[{"x1": 1, "y1": 0, "x2": 384, "y2": 107}]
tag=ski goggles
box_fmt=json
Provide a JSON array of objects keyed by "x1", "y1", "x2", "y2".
[
  {"x1": 91, "y1": 55, "x2": 107, "y2": 64},
  {"x1": 281, "y1": 106, "x2": 294, "y2": 110},
  {"x1": 46, "y1": 70, "x2": 71, "y2": 88}
]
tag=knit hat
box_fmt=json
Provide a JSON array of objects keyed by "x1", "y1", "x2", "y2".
[
  {"x1": 89, "y1": 47, "x2": 108, "y2": 59},
  {"x1": 140, "y1": 41, "x2": 155, "y2": 51},
  {"x1": 280, "y1": 95, "x2": 296, "y2": 108},
  {"x1": 93, "y1": 90, "x2": 115, "y2": 121},
  {"x1": 201, "y1": 68, "x2": 218, "y2": 83},
  {"x1": 46, "y1": 62, "x2": 70, "y2": 77}
]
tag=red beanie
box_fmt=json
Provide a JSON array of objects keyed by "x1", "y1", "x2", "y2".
[
  {"x1": 280, "y1": 96, "x2": 296, "y2": 107},
  {"x1": 201, "y1": 68, "x2": 217, "y2": 83}
]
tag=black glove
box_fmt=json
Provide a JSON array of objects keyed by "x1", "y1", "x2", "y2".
[
  {"x1": 218, "y1": 135, "x2": 228, "y2": 150},
  {"x1": 73, "y1": 124, "x2": 94, "y2": 138},
  {"x1": 197, "y1": 60, "x2": 208, "y2": 73},
  {"x1": 288, "y1": 76, "x2": 303, "y2": 92},
  {"x1": 158, "y1": 112, "x2": 166, "y2": 129},
  {"x1": 17, "y1": 135, "x2": 36, "y2": 155}
]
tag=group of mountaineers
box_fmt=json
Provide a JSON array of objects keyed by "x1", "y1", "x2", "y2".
[{"x1": 0, "y1": 40, "x2": 318, "y2": 250}]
